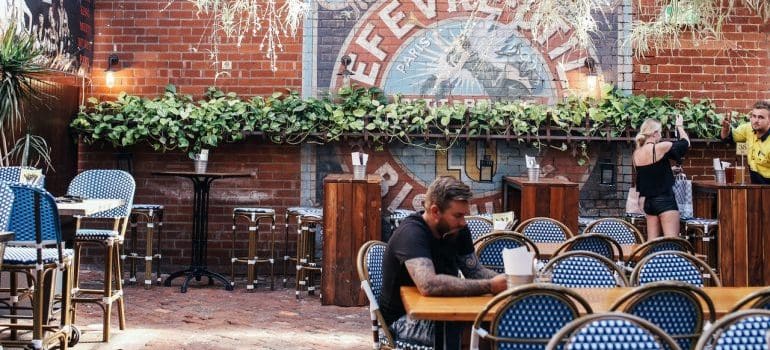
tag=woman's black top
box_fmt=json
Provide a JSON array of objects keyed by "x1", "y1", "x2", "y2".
[{"x1": 636, "y1": 139, "x2": 689, "y2": 197}]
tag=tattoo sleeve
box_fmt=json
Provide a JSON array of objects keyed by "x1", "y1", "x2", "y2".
[
  {"x1": 405, "y1": 257, "x2": 493, "y2": 296},
  {"x1": 457, "y1": 253, "x2": 499, "y2": 279}
]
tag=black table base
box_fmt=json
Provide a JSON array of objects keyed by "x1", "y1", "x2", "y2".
[{"x1": 164, "y1": 267, "x2": 233, "y2": 293}]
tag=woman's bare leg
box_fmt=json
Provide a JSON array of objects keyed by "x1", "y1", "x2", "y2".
[
  {"x1": 659, "y1": 210, "x2": 681, "y2": 237},
  {"x1": 646, "y1": 214, "x2": 661, "y2": 241}
]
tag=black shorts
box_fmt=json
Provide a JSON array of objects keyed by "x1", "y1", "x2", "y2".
[{"x1": 643, "y1": 192, "x2": 679, "y2": 216}]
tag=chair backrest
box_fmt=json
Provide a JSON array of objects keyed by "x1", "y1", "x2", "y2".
[
  {"x1": 515, "y1": 217, "x2": 573, "y2": 243},
  {"x1": 546, "y1": 312, "x2": 682, "y2": 350},
  {"x1": 729, "y1": 286, "x2": 770, "y2": 313},
  {"x1": 610, "y1": 281, "x2": 716, "y2": 350},
  {"x1": 541, "y1": 251, "x2": 628, "y2": 287},
  {"x1": 474, "y1": 232, "x2": 539, "y2": 274},
  {"x1": 470, "y1": 284, "x2": 593, "y2": 350},
  {"x1": 583, "y1": 218, "x2": 643, "y2": 244},
  {"x1": 388, "y1": 208, "x2": 415, "y2": 229},
  {"x1": 6, "y1": 183, "x2": 62, "y2": 244},
  {"x1": 465, "y1": 215, "x2": 494, "y2": 242},
  {"x1": 627, "y1": 237, "x2": 694, "y2": 267},
  {"x1": 630, "y1": 251, "x2": 721, "y2": 287},
  {"x1": 67, "y1": 169, "x2": 136, "y2": 218},
  {"x1": 694, "y1": 310, "x2": 770, "y2": 350},
  {"x1": 356, "y1": 240, "x2": 396, "y2": 348},
  {"x1": 553, "y1": 234, "x2": 623, "y2": 262},
  {"x1": 0, "y1": 166, "x2": 45, "y2": 187},
  {"x1": 0, "y1": 183, "x2": 13, "y2": 231}
]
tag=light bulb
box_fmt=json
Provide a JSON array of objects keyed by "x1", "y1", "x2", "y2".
[
  {"x1": 105, "y1": 71, "x2": 115, "y2": 88},
  {"x1": 586, "y1": 75, "x2": 598, "y2": 97}
]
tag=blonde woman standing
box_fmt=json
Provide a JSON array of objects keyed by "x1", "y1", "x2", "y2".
[{"x1": 632, "y1": 115, "x2": 690, "y2": 239}]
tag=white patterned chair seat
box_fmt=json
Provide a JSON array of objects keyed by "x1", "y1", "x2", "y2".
[
  {"x1": 234, "y1": 207, "x2": 275, "y2": 215},
  {"x1": 4, "y1": 246, "x2": 74, "y2": 265},
  {"x1": 287, "y1": 206, "x2": 323, "y2": 219},
  {"x1": 132, "y1": 204, "x2": 164, "y2": 211},
  {"x1": 75, "y1": 228, "x2": 121, "y2": 241},
  {"x1": 682, "y1": 217, "x2": 719, "y2": 231}
]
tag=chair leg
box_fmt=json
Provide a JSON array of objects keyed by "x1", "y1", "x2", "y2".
[
  {"x1": 71, "y1": 243, "x2": 82, "y2": 324},
  {"x1": 103, "y1": 242, "x2": 113, "y2": 342},
  {"x1": 144, "y1": 222, "x2": 154, "y2": 289},
  {"x1": 155, "y1": 214, "x2": 164, "y2": 284},
  {"x1": 114, "y1": 243, "x2": 126, "y2": 331}
]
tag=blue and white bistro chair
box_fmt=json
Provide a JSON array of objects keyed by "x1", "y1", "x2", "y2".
[
  {"x1": 514, "y1": 217, "x2": 573, "y2": 243},
  {"x1": 694, "y1": 309, "x2": 770, "y2": 350},
  {"x1": 1, "y1": 183, "x2": 74, "y2": 349},
  {"x1": 540, "y1": 251, "x2": 629, "y2": 288},
  {"x1": 583, "y1": 217, "x2": 644, "y2": 244},
  {"x1": 0, "y1": 166, "x2": 45, "y2": 187},
  {"x1": 474, "y1": 232, "x2": 539, "y2": 273},
  {"x1": 546, "y1": 312, "x2": 681, "y2": 350},
  {"x1": 729, "y1": 286, "x2": 770, "y2": 312},
  {"x1": 630, "y1": 251, "x2": 721, "y2": 287},
  {"x1": 67, "y1": 169, "x2": 135, "y2": 342},
  {"x1": 465, "y1": 215, "x2": 494, "y2": 242}
]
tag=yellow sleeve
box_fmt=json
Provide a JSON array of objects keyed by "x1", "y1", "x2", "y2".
[{"x1": 732, "y1": 123, "x2": 752, "y2": 142}]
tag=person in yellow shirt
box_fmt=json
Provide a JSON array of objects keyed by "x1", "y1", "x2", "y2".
[{"x1": 721, "y1": 100, "x2": 770, "y2": 184}]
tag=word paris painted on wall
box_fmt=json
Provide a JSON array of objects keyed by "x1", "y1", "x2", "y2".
[{"x1": 310, "y1": 0, "x2": 622, "y2": 212}]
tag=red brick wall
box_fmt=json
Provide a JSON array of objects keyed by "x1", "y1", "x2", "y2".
[{"x1": 89, "y1": 0, "x2": 303, "y2": 98}]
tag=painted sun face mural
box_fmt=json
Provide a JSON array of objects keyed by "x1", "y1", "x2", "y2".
[{"x1": 310, "y1": 0, "x2": 621, "y2": 212}]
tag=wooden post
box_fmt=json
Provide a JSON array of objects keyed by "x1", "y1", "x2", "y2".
[
  {"x1": 322, "y1": 174, "x2": 382, "y2": 306},
  {"x1": 502, "y1": 177, "x2": 579, "y2": 234}
]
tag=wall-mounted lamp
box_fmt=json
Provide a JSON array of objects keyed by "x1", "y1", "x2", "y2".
[
  {"x1": 584, "y1": 57, "x2": 598, "y2": 97},
  {"x1": 338, "y1": 55, "x2": 354, "y2": 88},
  {"x1": 105, "y1": 54, "x2": 120, "y2": 88},
  {"x1": 479, "y1": 154, "x2": 494, "y2": 182},
  {"x1": 599, "y1": 159, "x2": 616, "y2": 186}
]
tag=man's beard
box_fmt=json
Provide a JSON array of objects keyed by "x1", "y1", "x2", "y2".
[{"x1": 436, "y1": 218, "x2": 461, "y2": 239}]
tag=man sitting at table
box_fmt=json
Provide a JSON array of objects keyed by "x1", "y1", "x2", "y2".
[
  {"x1": 720, "y1": 100, "x2": 770, "y2": 184},
  {"x1": 380, "y1": 176, "x2": 507, "y2": 349}
]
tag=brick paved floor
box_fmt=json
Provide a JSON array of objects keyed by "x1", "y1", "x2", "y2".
[{"x1": 70, "y1": 269, "x2": 371, "y2": 350}]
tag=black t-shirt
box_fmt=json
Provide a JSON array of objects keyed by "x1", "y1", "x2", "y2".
[
  {"x1": 379, "y1": 212, "x2": 475, "y2": 326},
  {"x1": 636, "y1": 139, "x2": 689, "y2": 197}
]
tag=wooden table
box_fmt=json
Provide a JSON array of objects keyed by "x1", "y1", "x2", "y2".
[
  {"x1": 153, "y1": 171, "x2": 253, "y2": 293},
  {"x1": 502, "y1": 177, "x2": 579, "y2": 234},
  {"x1": 56, "y1": 198, "x2": 125, "y2": 216},
  {"x1": 536, "y1": 242, "x2": 638, "y2": 260},
  {"x1": 322, "y1": 174, "x2": 381, "y2": 306},
  {"x1": 692, "y1": 181, "x2": 770, "y2": 286},
  {"x1": 401, "y1": 285, "x2": 763, "y2": 321}
]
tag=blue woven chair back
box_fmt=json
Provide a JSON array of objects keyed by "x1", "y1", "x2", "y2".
[
  {"x1": 467, "y1": 217, "x2": 494, "y2": 241},
  {"x1": 67, "y1": 169, "x2": 135, "y2": 218},
  {"x1": 627, "y1": 291, "x2": 701, "y2": 350},
  {"x1": 477, "y1": 237, "x2": 528, "y2": 274},
  {"x1": 550, "y1": 254, "x2": 622, "y2": 288},
  {"x1": 0, "y1": 183, "x2": 13, "y2": 231},
  {"x1": 714, "y1": 314, "x2": 770, "y2": 350},
  {"x1": 495, "y1": 294, "x2": 579, "y2": 350},
  {"x1": 637, "y1": 253, "x2": 704, "y2": 287},
  {"x1": 567, "y1": 318, "x2": 666, "y2": 350},
  {"x1": 568, "y1": 236, "x2": 616, "y2": 261},
  {"x1": 7, "y1": 183, "x2": 61, "y2": 243},
  {"x1": 586, "y1": 220, "x2": 640, "y2": 244},
  {"x1": 365, "y1": 243, "x2": 386, "y2": 301},
  {"x1": 647, "y1": 241, "x2": 690, "y2": 255},
  {"x1": 0, "y1": 166, "x2": 45, "y2": 187},
  {"x1": 520, "y1": 219, "x2": 568, "y2": 243}
]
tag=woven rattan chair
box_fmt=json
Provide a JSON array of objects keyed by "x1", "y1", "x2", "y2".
[
  {"x1": 552, "y1": 233, "x2": 624, "y2": 262},
  {"x1": 465, "y1": 215, "x2": 494, "y2": 242},
  {"x1": 124, "y1": 204, "x2": 165, "y2": 288},
  {"x1": 514, "y1": 217, "x2": 573, "y2": 243},
  {"x1": 282, "y1": 206, "x2": 323, "y2": 293},
  {"x1": 230, "y1": 207, "x2": 276, "y2": 291},
  {"x1": 67, "y1": 169, "x2": 135, "y2": 342},
  {"x1": 470, "y1": 284, "x2": 593, "y2": 350},
  {"x1": 630, "y1": 251, "x2": 721, "y2": 287},
  {"x1": 1, "y1": 183, "x2": 75, "y2": 349},
  {"x1": 694, "y1": 309, "x2": 770, "y2": 350},
  {"x1": 729, "y1": 286, "x2": 770, "y2": 312},
  {"x1": 474, "y1": 232, "x2": 539, "y2": 274},
  {"x1": 626, "y1": 237, "x2": 694, "y2": 269},
  {"x1": 356, "y1": 240, "x2": 430, "y2": 350},
  {"x1": 583, "y1": 217, "x2": 644, "y2": 244},
  {"x1": 546, "y1": 312, "x2": 681, "y2": 350},
  {"x1": 540, "y1": 251, "x2": 629, "y2": 287},
  {"x1": 610, "y1": 280, "x2": 715, "y2": 350}
]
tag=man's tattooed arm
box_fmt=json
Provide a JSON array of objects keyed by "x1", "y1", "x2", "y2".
[
  {"x1": 405, "y1": 257, "x2": 493, "y2": 296},
  {"x1": 456, "y1": 252, "x2": 499, "y2": 279}
]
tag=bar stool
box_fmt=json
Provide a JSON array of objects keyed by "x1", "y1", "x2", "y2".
[
  {"x1": 281, "y1": 207, "x2": 323, "y2": 295},
  {"x1": 230, "y1": 207, "x2": 276, "y2": 291},
  {"x1": 681, "y1": 217, "x2": 719, "y2": 271},
  {"x1": 124, "y1": 204, "x2": 164, "y2": 289},
  {"x1": 295, "y1": 214, "x2": 323, "y2": 299}
]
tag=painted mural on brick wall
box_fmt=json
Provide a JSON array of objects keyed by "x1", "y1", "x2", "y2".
[
  {"x1": 0, "y1": 0, "x2": 94, "y2": 74},
  {"x1": 312, "y1": 0, "x2": 622, "y2": 213}
]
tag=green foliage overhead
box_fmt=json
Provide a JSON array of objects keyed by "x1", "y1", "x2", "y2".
[{"x1": 72, "y1": 84, "x2": 736, "y2": 162}]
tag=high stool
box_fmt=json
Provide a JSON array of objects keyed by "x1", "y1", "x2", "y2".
[
  {"x1": 681, "y1": 217, "x2": 719, "y2": 272},
  {"x1": 295, "y1": 215, "x2": 323, "y2": 299},
  {"x1": 230, "y1": 207, "x2": 276, "y2": 291},
  {"x1": 281, "y1": 207, "x2": 323, "y2": 294},
  {"x1": 124, "y1": 204, "x2": 164, "y2": 289}
]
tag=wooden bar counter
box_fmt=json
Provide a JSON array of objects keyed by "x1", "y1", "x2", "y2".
[
  {"x1": 692, "y1": 180, "x2": 770, "y2": 286},
  {"x1": 502, "y1": 177, "x2": 579, "y2": 233},
  {"x1": 322, "y1": 174, "x2": 382, "y2": 306}
]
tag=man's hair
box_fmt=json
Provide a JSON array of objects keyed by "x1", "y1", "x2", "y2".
[
  {"x1": 753, "y1": 100, "x2": 770, "y2": 113},
  {"x1": 424, "y1": 176, "x2": 472, "y2": 211}
]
